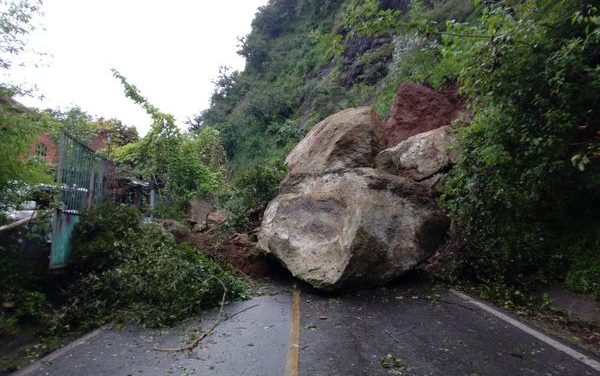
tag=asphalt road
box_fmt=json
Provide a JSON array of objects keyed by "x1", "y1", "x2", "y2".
[{"x1": 13, "y1": 282, "x2": 600, "y2": 376}]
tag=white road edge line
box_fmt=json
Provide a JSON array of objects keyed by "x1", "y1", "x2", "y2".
[
  {"x1": 450, "y1": 289, "x2": 600, "y2": 372},
  {"x1": 11, "y1": 326, "x2": 106, "y2": 376}
]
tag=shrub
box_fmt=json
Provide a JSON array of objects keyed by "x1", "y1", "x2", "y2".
[
  {"x1": 224, "y1": 158, "x2": 287, "y2": 227},
  {"x1": 14, "y1": 291, "x2": 47, "y2": 320},
  {"x1": 0, "y1": 246, "x2": 48, "y2": 329},
  {"x1": 439, "y1": 0, "x2": 600, "y2": 289},
  {"x1": 564, "y1": 228, "x2": 600, "y2": 299}
]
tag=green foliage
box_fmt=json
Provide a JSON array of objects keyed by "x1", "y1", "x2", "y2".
[
  {"x1": 112, "y1": 70, "x2": 225, "y2": 217},
  {"x1": 266, "y1": 118, "x2": 304, "y2": 148},
  {"x1": 43, "y1": 107, "x2": 138, "y2": 149},
  {"x1": 13, "y1": 291, "x2": 46, "y2": 320},
  {"x1": 308, "y1": 30, "x2": 344, "y2": 65},
  {"x1": 342, "y1": 0, "x2": 402, "y2": 37},
  {"x1": 0, "y1": 0, "x2": 41, "y2": 71},
  {"x1": 427, "y1": 0, "x2": 474, "y2": 24},
  {"x1": 97, "y1": 118, "x2": 139, "y2": 148},
  {"x1": 0, "y1": 245, "x2": 48, "y2": 333},
  {"x1": 181, "y1": 127, "x2": 228, "y2": 172},
  {"x1": 564, "y1": 227, "x2": 600, "y2": 298},
  {"x1": 195, "y1": 0, "x2": 352, "y2": 169},
  {"x1": 224, "y1": 158, "x2": 287, "y2": 226},
  {"x1": 43, "y1": 107, "x2": 99, "y2": 143},
  {"x1": 439, "y1": 0, "x2": 600, "y2": 288},
  {"x1": 0, "y1": 1, "x2": 50, "y2": 218},
  {"x1": 70, "y1": 203, "x2": 142, "y2": 275},
  {"x1": 0, "y1": 95, "x2": 51, "y2": 221},
  {"x1": 59, "y1": 205, "x2": 246, "y2": 329}
]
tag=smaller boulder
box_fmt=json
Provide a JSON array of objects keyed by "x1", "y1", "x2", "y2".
[
  {"x1": 207, "y1": 210, "x2": 229, "y2": 226},
  {"x1": 375, "y1": 125, "x2": 456, "y2": 181},
  {"x1": 285, "y1": 107, "x2": 385, "y2": 177},
  {"x1": 188, "y1": 197, "x2": 214, "y2": 225},
  {"x1": 159, "y1": 219, "x2": 191, "y2": 241}
]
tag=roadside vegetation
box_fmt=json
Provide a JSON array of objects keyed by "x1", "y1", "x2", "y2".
[
  {"x1": 1, "y1": 0, "x2": 599, "y2": 371},
  {"x1": 0, "y1": 1, "x2": 252, "y2": 371},
  {"x1": 192, "y1": 0, "x2": 599, "y2": 301}
]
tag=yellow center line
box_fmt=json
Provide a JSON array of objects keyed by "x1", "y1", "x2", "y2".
[{"x1": 286, "y1": 289, "x2": 301, "y2": 376}]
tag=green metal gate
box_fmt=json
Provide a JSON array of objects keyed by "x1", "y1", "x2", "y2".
[{"x1": 50, "y1": 132, "x2": 115, "y2": 268}]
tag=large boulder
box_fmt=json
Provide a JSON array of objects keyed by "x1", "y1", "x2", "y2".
[
  {"x1": 375, "y1": 125, "x2": 456, "y2": 181},
  {"x1": 382, "y1": 83, "x2": 462, "y2": 147},
  {"x1": 285, "y1": 107, "x2": 385, "y2": 177},
  {"x1": 258, "y1": 168, "x2": 449, "y2": 290},
  {"x1": 188, "y1": 197, "x2": 214, "y2": 225}
]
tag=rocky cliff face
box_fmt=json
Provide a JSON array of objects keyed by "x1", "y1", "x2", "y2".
[{"x1": 258, "y1": 84, "x2": 462, "y2": 290}]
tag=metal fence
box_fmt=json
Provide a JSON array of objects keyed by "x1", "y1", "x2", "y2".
[{"x1": 50, "y1": 132, "x2": 116, "y2": 268}]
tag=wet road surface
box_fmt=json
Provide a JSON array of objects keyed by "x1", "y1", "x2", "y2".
[{"x1": 13, "y1": 283, "x2": 599, "y2": 376}]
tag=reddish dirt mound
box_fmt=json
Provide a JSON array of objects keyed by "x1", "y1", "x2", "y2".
[
  {"x1": 383, "y1": 83, "x2": 463, "y2": 147},
  {"x1": 184, "y1": 231, "x2": 276, "y2": 278}
]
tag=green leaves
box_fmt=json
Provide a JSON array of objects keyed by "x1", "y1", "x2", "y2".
[
  {"x1": 0, "y1": 0, "x2": 41, "y2": 70},
  {"x1": 0, "y1": 101, "x2": 52, "y2": 220},
  {"x1": 63, "y1": 205, "x2": 246, "y2": 329},
  {"x1": 439, "y1": 0, "x2": 600, "y2": 289},
  {"x1": 342, "y1": 0, "x2": 402, "y2": 37},
  {"x1": 112, "y1": 71, "x2": 228, "y2": 217}
]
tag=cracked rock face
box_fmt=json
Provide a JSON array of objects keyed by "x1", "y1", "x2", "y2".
[
  {"x1": 258, "y1": 168, "x2": 449, "y2": 290},
  {"x1": 375, "y1": 125, "x2": 457, "y2": 181}
]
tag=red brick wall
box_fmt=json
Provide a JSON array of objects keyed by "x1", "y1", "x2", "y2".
[
  {"x1": 30, "y1": 134, "x2": 59, "y2": 165},
  {"x1": 30, "y1": 132, "x2": 107, "y2": 166},
  {"x1": 90, "y1": 131, "x2": 108, "y2": 152}
]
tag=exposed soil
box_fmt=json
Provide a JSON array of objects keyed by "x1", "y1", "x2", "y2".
[
  {"x1": 183, "y1": 230, "x2": 281, "y2": 279},
  {"x1": 383, "y1": 82, "x2": 463, "y2": 147}
]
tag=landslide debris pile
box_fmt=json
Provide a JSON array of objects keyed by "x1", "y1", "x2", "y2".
[{"x1": 258, "y1": 84, "x2": 462, "y2": 290}]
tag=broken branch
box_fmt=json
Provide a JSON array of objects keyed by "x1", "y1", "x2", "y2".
[{"x1": 153, "y1": 276, "x2": 259, "y2": 354}]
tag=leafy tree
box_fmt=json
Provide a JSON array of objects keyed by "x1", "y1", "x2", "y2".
[
  {"x1": 111, "y1": 70, "x2": 223, "y2": 216},
  {"x1": 0, "y1": 0, "x2": 49, "y2": 221},
  {"x1": 181, "y1": 127, "x2": 228, "y2": 172},
  {"x1": 438, "y1": 0, "x2": 600, "y2": 289},
  {"x1": 96, "y1": 118, "x2": 139, "y2": 148},
  {"x1": 43, "y1": 106, "x2": 98, "y2": 143},
  {"x1": 0, "y1": 94, "x2": 51, "y2": 220},
  {"x1": 0, "y1": 0, "x2": 41, "y2": 72}
]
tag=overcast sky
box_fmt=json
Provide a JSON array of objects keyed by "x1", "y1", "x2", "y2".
[{"x1": 7, "y1": 0, "x2": 268, "y2": 135}]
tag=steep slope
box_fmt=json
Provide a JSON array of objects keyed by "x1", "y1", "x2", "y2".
[
  {"x1": 191, "y1": 0, "x2": 473, "y2": 169},
  {"x1": 193, "y1": 0, "x2": 600, "y2": 299}
]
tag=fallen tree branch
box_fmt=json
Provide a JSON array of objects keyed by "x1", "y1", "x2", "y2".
[
  {"x1": 154, "y1": 276, "x2": 227, "y2": 353},
  {"x1": 385, "y1": 330, "x2": 401, "y2": 345},
  {"x1": 153, "y1": 276, "x2": 259, "y2": 354},
  {"x1": 0, "y1": 210, "x2": 39, "y2": 233}
]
